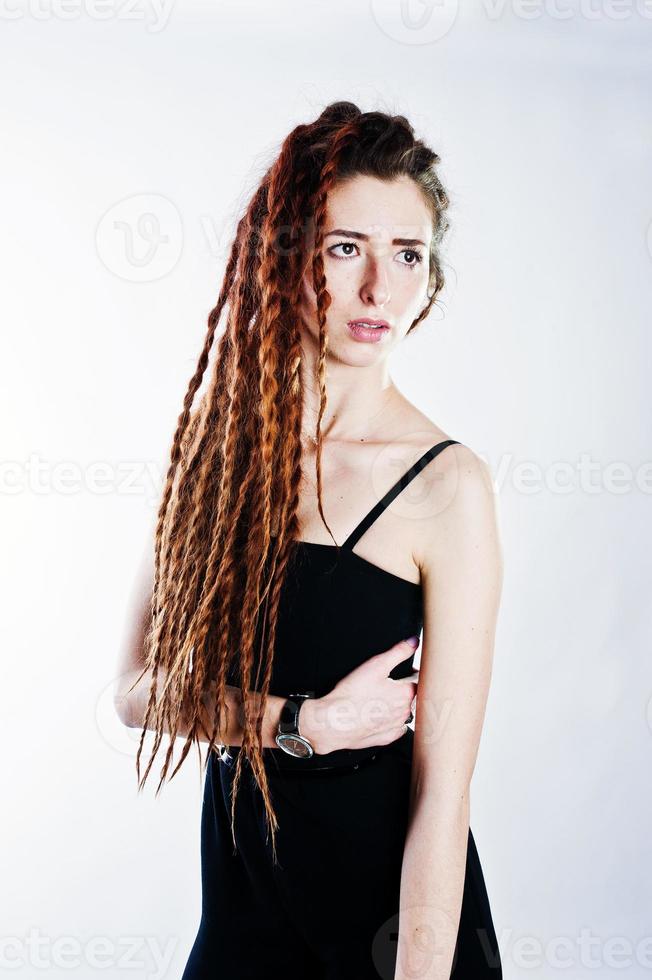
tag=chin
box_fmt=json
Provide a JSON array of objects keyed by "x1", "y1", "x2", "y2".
[{"x1": 330, "y1": 337, "x2": 390, "y2": 366}]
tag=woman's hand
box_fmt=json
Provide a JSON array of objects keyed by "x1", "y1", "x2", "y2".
[{"x1": 300, "y1": 637, "x2": 420, "y2": 754}]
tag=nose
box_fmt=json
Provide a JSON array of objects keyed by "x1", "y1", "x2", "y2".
[{"x1": 360, "y1": 258, "x2": 391, "y2": 308}]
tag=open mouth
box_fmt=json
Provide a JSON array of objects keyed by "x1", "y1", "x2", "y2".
[{"x1": 347, "y1": 320, "x2": 390, "y2": 342}]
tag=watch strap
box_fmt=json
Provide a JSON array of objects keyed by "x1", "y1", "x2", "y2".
[{"x1": 278, "y1": 693, "x2": 311, "y2": 735}]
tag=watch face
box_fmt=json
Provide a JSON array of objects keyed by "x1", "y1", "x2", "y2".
[{"x1": 276, "y1": 734, "x2": 313, "y2": 759}]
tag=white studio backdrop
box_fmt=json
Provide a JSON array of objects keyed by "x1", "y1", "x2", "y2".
[{"x1": 1, "y1": 2, "x2": 651, "y2": 978}]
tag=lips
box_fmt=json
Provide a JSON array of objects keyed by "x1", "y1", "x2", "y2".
[
  {"x1": 346, "y1": 320, "x2": 390, "y2": 343},
  {"x1": 348, "y1": 318, "x2": 390, "y2": 329}
]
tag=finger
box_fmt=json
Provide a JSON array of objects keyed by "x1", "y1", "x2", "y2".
[
  {"x1": 359, "y1": 721, "x2": 413, "y2": 749},
  {"x1": 379, "y1": 724, "x2": 410, "y2": 745},
  {"x1": 377, "y1": 638, "x2": 421, "y2": 670}
]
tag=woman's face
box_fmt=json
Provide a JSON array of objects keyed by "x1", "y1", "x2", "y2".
[{"x1": 298, "y1": 173, "x2": 433, "y2": 364}]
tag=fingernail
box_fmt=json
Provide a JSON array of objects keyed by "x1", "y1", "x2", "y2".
[{"x1": 406, "y1": 636, "x2": 420, "y2": 647}]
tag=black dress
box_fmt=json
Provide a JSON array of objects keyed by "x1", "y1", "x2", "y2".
[{"x1": 181, "y1": 440, "x2": 502, "y2": 980}]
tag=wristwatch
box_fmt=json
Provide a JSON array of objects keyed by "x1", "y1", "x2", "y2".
[{"x1": 275, "y1": 693, "x2": 314, "y2": 758}]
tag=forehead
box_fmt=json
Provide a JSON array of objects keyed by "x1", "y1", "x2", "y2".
[{"x1": 326, "y1": 174, "x2": 432, "y2": 244}]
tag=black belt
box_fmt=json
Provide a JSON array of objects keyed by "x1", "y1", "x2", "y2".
[{"x1": 217, "y1": 744, "x2": 384, "y2": 775}]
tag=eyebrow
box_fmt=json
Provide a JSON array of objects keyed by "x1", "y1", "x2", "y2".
[{"x1": 325, "y1": 228, "x2": 428, "y2": 248}]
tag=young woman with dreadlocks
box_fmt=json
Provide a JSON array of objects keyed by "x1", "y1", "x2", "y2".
[{"x1": 115, "y1": 101, "x2": 504, "y2": 980}]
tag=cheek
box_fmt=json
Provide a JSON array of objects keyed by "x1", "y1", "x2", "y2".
[
  {"x1": 400, "y1": 273, "x2": 429, "y2": 310},
  {"x1": 301, "y1": 264, "x2": 352, "y2": 313},
  {"x1": 322, "y1": 265, "x2": 360, "y2": 310}
]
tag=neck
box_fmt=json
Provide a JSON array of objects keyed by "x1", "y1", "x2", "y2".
[{"x1": 298, "y1": 335, "x2": 398, "y2": 445}]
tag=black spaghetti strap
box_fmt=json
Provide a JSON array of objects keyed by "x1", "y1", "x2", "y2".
[{"x1": 341, "y1": 439, "x2": 461, "y2": 551}]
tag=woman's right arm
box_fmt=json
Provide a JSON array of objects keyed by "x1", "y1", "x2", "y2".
[{"x1": 114, "y1": 528, "x2": 418, "y2": 753}]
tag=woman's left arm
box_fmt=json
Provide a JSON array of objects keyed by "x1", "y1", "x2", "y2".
[{"x1": 394, "y1": 446, "x2": 504, "y2": 980}]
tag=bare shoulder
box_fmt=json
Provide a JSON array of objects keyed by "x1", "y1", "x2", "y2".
[
  {"x1": 388, "y1": 395, "x2": 489, "y2": 496},
  {"x1": 408, "y1": 438, "x2": 502, "y2": 580},
  {"x1": 382, "y1": 396, "x2": 500, "y2": 575},
  {"x1": 423, "y1": 439, "x2": 495, "y2": 494}
]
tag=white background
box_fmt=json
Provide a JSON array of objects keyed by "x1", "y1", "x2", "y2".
[{"x1": 1, "y1": 1, "x2": 651, "y2": 978}]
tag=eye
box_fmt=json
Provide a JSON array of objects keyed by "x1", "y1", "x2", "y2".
[
  {"x1": 397, "y1": 248, "x2": 424, "y2": 269},
  {"x1": 327, "y1": 242, "x2": 425, "y2": 269},
  {"x1": 328, "y1": 241, "x2": 359, "y2": 259}
]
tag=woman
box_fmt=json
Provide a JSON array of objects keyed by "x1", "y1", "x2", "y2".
[{"x1": 115, "y1": 101, "x2": 504, "y2": 980}]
